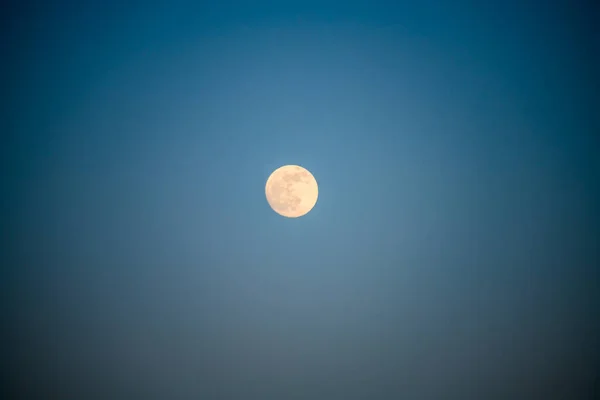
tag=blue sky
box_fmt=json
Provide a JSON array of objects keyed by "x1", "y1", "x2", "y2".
[{"x1": 3, "y1": 1, "x2": 599, "y2": 398}]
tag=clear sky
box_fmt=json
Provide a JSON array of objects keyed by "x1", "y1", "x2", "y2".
[{"x1": 3, "y1": 1, "x2": 599, "y2": 398}]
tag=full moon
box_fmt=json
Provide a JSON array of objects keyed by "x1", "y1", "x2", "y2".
[{"x1": 265, "y1": 165, "x2": 319, "y2": 218}]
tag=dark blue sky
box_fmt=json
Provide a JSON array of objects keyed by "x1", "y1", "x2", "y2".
[{"x1": 3, "y1": 1, "x2": 599, "y2": 398}]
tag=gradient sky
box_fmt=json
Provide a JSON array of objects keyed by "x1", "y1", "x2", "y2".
[{"x1": 3, "y1": 1, "x2": 599, "y2": 398}]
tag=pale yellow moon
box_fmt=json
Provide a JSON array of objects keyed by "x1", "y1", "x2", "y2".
[{"x1": 265, "y1": 165, "x2": 318, "y2": 218}]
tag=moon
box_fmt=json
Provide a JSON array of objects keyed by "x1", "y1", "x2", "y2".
[{"x1": 265, "y1": 165, "x2": 319, "y2": 218}]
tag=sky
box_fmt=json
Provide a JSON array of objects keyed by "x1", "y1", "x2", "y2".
[{"x1": 2, "y1": 1, "x2": 599, "y2": 398}]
